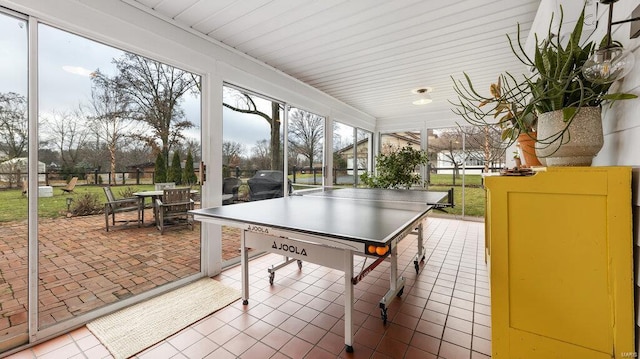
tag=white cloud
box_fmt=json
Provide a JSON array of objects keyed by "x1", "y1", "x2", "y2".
[{"x1": 62, "y1": 65, "x2": 94, "y2": 77}]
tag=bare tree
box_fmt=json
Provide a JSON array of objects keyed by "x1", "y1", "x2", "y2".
[
  {"x1": 86, "y1": 71, "x2": 137, "y2": 185},
  {"x1": 249, "y1": 139, "x2": 271, "y2": 170},
  {"x1": 429, "y1": 129, "x2": 463, "y2": 184},
  {"x1": 288, "y1": 109, "x2": 324, "y2": 168},
  {"x1": 223, "y1": 88, "x2": 282, "y2": 170},
  {"x1": 41, "y1": 110, "x2": 89, "y2": 170},
  {"x1": 459, "y1": 125, "x2": 505, "y2": 172},
  {"x1": 0, "y1": 92, "x2": 28, "y2": 159},
  {"x1": 112, "y1": 53, "x2": 198, "y2": 162},
  {"x1": 222, "y1": 140, "x2": 245, "y2": 167},
  {"x1": 173, "y1": 139, "x2": 201, "y2": 163}
]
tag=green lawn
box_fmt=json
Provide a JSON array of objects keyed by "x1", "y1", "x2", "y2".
[
  {"x1": 429, "y1": 185, "x2": 485, "y2": 218},
  {"x1": 0, "y1": 181, "x2": 486, "y2": 222},
  {"x1": 428, "y1": 173, "x2": 483, "y2": 187},
  {"x1": 0, "y1": 184, "x2": 156, "y2": 222}
]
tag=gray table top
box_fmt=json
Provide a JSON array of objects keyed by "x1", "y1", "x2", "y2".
[{"x1": 191, "y1": 188, "x2": 449, "y2": 245}]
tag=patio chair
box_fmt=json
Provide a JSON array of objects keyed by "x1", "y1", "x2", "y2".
[
  {"x1": 61, "y1": 177, "x2": 78, "y2": 194},
  {"x1": 155, "y1": 187, "x2": 194, "y2": 234},
  {"x1": 103, "y1": 186, "x2": 141, "y2": 231},
  {"x1": 154, "y1": 182, "x2": 175, "y2": 190},
  {"x1": 222, "y1": 177, "x2": 242, "y2": 205}
]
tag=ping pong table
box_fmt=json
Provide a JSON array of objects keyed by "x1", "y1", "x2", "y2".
[{"x1": 191, "y1": 187, "x2": 452, "y2": 353}]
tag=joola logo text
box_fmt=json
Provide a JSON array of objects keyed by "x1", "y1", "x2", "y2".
[
  {"x1": 247, "y1": 225, "x2": 269, "y2": 234},
  {"x1": 272, "y1": 241, "x2": 307, "y2": 256}
]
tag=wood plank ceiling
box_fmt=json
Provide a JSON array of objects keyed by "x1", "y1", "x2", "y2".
[{"x1": 125, "y1": 0, "x2": 541, "y2": 124}]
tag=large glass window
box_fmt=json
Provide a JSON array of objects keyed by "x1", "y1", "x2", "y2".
[
  {"x1": 332, "y1": 122, "x2": 355, "y2": 186},
  {"x1": 0, "y1": 10, "x2": 29, "y2": 351},
  {"x1": 287, "y1": 107, "x2": 325, "y2": 190},
  {"x1": 332, "y1": 123, "x2": 372, "y2": 187},
  {"x1": 427, "y1": 125, "x2": 504, "y2": 217},
  {"x1": 222, "y1": 85, "x2": 284, "y2": 264},
  {"x1": 356, "y1": 129, "x2": 373, "y2": 187},
  {"x1": 37, "y1": 24, "x2": 202, "y2": 329}
]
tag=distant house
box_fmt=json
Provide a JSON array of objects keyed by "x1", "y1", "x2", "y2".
[
  {"x1": 334, "y1": 138, "x2": 372, "y2": 175},
  {"x1": 126, "y1": 162, "x2": 155, "y2": 179},
  {"x1": 0, "y1": 157, "x2": 46, "y2": 186},
  {"x1": 380, "y1": 131, "x2": 422, "y2": 153}
]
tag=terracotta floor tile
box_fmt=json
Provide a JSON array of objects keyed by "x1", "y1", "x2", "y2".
[
  {"x1": 426, "y1": 300, "x2": 450, "y2": 315},
  {"x1": 472, "y1": 323, "x2": 491, "y2": 341},
  {"x1": 244, "y1": 319, "x2": 275, "y2": 340},
  {"x1": 354, "y1": 326, "x2": 384, "y2": 350},
  {"x1": 391, "y1": 311, "x2": 420, "y2": 330},
  {"x1": 472, "y1": 336, "x2": 492, "y2": 356},
  {"x1": 181, "y1": 337, "x2": 217, "y2": 359},
  {"x1": 262, "y1": 309, "x2": 290, "y2": 327},
  {"x1": 279, "y1": 315, "x2": 307, "y2": 335},
  {"x1": 438, "y1": 341, "x2": 471, "y2": 359},
  {"x1": 472, "y1": 313, "x2": 491, "y2": 328},
  {"x1": 375, "y1": 334, "x2": 408, "y2": 359},
  {"x1": 448, "y1": 306, "x2": 474, "y2": 322},
  {"x1": 416, "y1": 319, "x2": 444, "y2": 339},
  {"x1": 261, "y1": 327, "x2": 294, "y2": 351},
  {"x1": 137, "y1": 342, "x2": 179, "y2": 359},
  {"x1": 167, "y1": 328, "x2": 205, "y2": 351},
  {"x1": 409, "y1": 331, "x2": 440, "y2": 355},
  {"x1": 206, "y1": 346, "x2": 236, "y2": 359},
  {"x1": 445, "y1": 316, "x2": 473, "y2": 334},
  {"x1": 443, "y1": 327, "x2": 472, "y2": 349},
  {"x1": 208, "y1": 324, "x2": 240, "y2": 346},
  {"x1": 315, "y1": 331, "x2": 345, "y2": 354},
  {"x1": 384, "y1": 323, "x2": 414, "y2": 344},
  {"x1": 279, "y1": 336, "x2": 313, "y2": 359},
  {"x1": 5, "y1": 218, "x2": 491, "y2": 359},
  {"x1": 471, "y1": 350, "x2": 491, "y2": 359},
  {"x1": 302, "y1": 346, "x2": 334, "y2": 359},
  {"x1": 38, "y1": 343, "x2": 81, "y2": 359},
  {"x1": 31, "y1": 335, "x2": 73, "y2": 357}
]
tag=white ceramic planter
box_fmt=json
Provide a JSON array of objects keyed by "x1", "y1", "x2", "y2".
[{"x1": 535, "y1": 107, "x2": 603, "y2": 166}]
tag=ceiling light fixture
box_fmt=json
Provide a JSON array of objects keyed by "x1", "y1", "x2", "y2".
[
  {"x1": 581, "y1": 0, "x2": 640, "y2": 84},
  {"x1": 412, "y1": 88, "x2": 432, "y2": 105}
]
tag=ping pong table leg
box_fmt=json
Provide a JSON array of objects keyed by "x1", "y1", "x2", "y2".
[
  {"x1": 241, "y1": 230, "x2": 249, "y2": 305},
  {"x1": 414, "y1": 222, "x2": 425, "y2": 274},
  {"x1": 344, "y1": 249, "x2": 354, "y2": 353},
  {"x1": 380, "y1": 240, "x2": 405, "y2": 324}
]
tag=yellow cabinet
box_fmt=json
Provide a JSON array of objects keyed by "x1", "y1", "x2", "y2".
[{"x1": 484, "y1": 167, "x2": 635, "y2": 359}]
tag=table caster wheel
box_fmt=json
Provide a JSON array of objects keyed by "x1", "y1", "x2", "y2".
[{"x1": 381, "y1": 307, "x2": 388, "y2": 325}]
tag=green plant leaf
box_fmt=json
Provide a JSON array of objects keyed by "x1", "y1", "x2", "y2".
[{"x1": 562, "y1": 107, "x2": 577, "y2": 122}]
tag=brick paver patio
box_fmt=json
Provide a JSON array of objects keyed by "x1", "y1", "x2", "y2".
[{"x1": 0, "y1": 208, "x2": 241, "y2": 342}]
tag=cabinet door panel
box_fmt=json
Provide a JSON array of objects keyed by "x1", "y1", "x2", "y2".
[
  {"x1": 507, "y1": 192, "x2": 611, "y2": 352},
  {"x1": 485, "y1": 167, "x2": 634, "y2": 359}
]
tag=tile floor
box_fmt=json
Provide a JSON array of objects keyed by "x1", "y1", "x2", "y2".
[{"x1": 6, "y1": 216, "x2": 490, "y2": 359}]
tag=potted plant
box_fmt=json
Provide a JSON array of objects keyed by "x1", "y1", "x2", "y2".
[
  {"x1": 360, "y1": 146, "x2": 429, "y2": 189},
  {"x1": 452, "y1": 74, "x2": 541, "y2": 166},
  {"x1": 452, "y1": 6, "x2": 636, "y2": 166}
]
